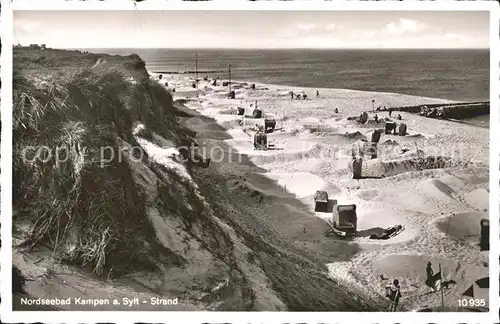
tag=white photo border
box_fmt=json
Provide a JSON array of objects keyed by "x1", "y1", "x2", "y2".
[{"x1": 1, "y1": 1, "x2": 499, "y2": 324}]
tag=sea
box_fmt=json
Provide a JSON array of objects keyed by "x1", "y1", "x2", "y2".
[{"x1": 91, "y1": 48, "x2": 490, "y2": 127}]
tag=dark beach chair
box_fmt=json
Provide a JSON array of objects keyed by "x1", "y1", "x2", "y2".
[
  {"x1": 314, "y1": 190, "x2": 329, "y2": 212},
  {"x1": 398, "y1": 123, "x2": 407, "y2": 136},
  {"x1": 253, "y1": 108, "x2": 262, "y2": 119},
  {"x1": 264, "y1": 119, "x2": 276, "y2": 133}
]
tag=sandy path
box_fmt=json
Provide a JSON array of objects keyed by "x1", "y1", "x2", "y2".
[{"x1": 160, "y1": 72, "x2": 489, "y2": 311}]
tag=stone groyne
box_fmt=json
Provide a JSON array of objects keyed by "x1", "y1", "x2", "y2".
[{"x1": 393, "y1": 101, "x2": 490, "y2": 119}]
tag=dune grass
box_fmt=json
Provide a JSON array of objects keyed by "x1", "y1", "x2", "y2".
[{"x1": 13, "y1": 57, "x2": 186, "y2": 276}]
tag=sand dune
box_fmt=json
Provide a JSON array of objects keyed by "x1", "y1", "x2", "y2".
[
  {"x1": 464, "y1": 188, "x2": 489, "y2": 211},
  {"x1": 435, "y1": 211, "x2": 488, "y2": 241},
  {"x1": 417, "y1": 179, "x2": 458, "y2": 202}
]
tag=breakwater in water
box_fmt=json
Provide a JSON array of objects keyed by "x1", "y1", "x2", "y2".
[{"x1": 393, "y1": 101, "x2": 490, "y2": 120}]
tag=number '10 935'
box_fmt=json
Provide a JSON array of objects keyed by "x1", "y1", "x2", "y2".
[{"x1": 458, "y1": 299, "x2": 486, "y2": 307}]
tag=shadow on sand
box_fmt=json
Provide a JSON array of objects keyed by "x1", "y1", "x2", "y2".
[
  {"x1": 357, "y1": 227, "x2": 386, "y2": 238},
  {"x1": 314, "y1": 199, "x2": 337, "y2": 213}
]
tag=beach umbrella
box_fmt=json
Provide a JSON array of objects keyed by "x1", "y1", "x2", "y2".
[
  {"x1": 475, "y1": 277, "x2": 489, "y2": 289},
  {"x1": 463, "y1": 285, "x2": 474, "y2": 298},
  {"x1": 462, "y1": 277, "x2": 489, "y2": 298}
]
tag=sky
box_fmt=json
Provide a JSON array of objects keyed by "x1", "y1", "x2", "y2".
[{"x1": 14, "y1": 11, "x2": 490, "y2": 49}]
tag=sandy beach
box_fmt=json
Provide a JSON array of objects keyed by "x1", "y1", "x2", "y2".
[{"x1": 159, "y1": 72, "x2": 490, "y2": 311}]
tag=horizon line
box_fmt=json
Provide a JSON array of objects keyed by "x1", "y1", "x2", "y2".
[{"x1": 72, "y1": 47, "x2": 490, "y2": 50}]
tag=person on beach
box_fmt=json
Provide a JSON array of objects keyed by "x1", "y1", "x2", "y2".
[
  {"x1": 316, "y1": 90, "x2": 320, "y2": 98},
  {"x1": 397, "y1": 114, "x2": 402, "y2": 120},
  {"x1": 374, "y1": 114, "x2": 379, "y2": 123},
  {"x1": 425, "y1": 261, "x2": 442, "y2": 292},
  {"x1": 386, "y1": 279, "x2": 402, "y2": 312},
  {"x1": 426, "y1": 261, "x2": 434, "y2": 280},
  {"x1": 291, "y1": 91, "x2": 294, "y2": 100},
  {"x1": 334, "y1": 108, "x2": 339, "y2": 114},
  {"x1": 389, "y1": 108, "x2": 393, "y2": 117}
]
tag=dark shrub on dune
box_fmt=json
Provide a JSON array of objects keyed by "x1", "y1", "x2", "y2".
[
  {"x1": 124, "y1": 54, "x2": 147, "y2": 70},
  {"x1": 13, "y1": 68, "x2": 188, "y2": 276}
]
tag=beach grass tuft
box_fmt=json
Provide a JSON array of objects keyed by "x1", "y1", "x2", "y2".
[{"x1": 13, "y1": 60, "x2": 187, "y2": 276}]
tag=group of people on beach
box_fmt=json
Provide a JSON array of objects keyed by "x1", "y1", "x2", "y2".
[
  {"x1": 385, "y1": 261, "x2": 446, "y2": 312},
  {"x1": 290, "y1": 91, "x2": 308, "y2": 100},
  {"x1": 290, "y1": 89, "x2": 322, "y2": 100}
]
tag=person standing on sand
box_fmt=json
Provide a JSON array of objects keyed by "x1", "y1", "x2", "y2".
[
  {"x1": 386, "y1": 279, "x2": 402, "y2": 312},
  {"x1": 425, "y1": 261, "x2": 440, "y2": 292},
  {"x1": 426, "y1": 262, "x2": 434, "y2": 279},
  {"x1": 316, "y1": 90, "x2": 320, "y2": 98},
  {"x1": 291, "y1": 91, "x2": 294, "y2": 100},
  {"x1": 389, "y1": 108, "x2": 393, "y2": 118}
]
